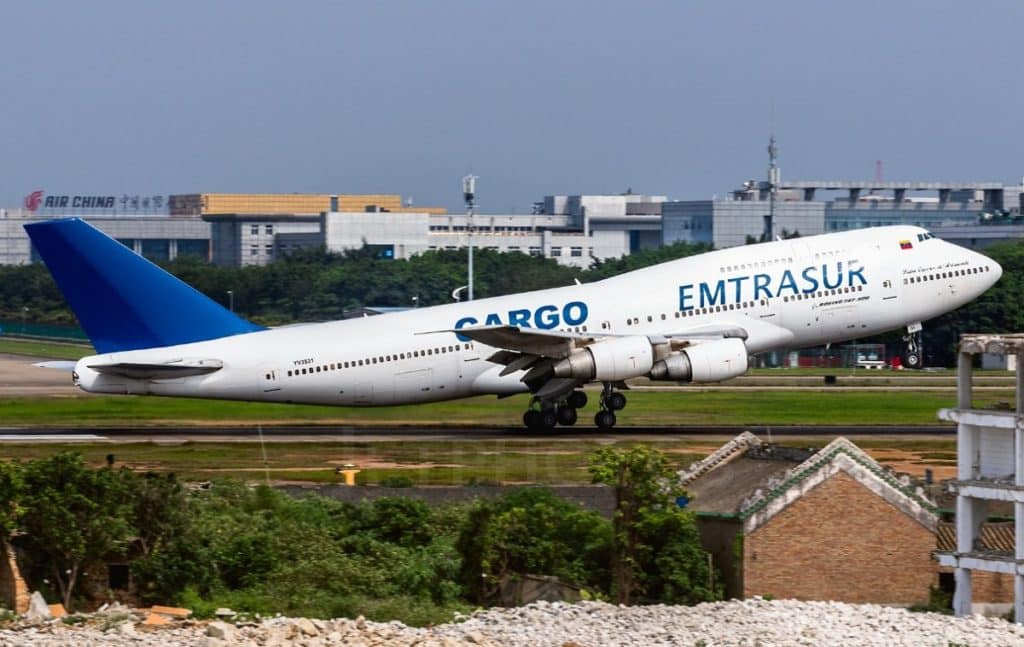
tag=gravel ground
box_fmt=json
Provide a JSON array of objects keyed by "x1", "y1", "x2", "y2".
[{"x1": 2, "y1": 599, "x2": 1023, "y2": 647}]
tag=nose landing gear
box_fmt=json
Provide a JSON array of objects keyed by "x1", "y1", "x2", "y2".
[{"x1": 902, "y1": 329, "x2": 924, "y2": 369}]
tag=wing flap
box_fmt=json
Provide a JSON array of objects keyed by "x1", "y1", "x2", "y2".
[{"x1": 426, "y1": 325, "x2": 593, "y2": 358}]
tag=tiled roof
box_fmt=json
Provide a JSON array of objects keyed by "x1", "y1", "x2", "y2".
[
  {"x1": 737, "y1": 437, "x2": 939, "y2": 535},
  {"x1": 686, "y1": 456, "x2": 797, "y2": 515},
  {"x1": 678, "y1": 431, "x2": 764, "y2": 486},
  {"x1": 937, "y1": 521, "x2": 1015, "y2": 553}
]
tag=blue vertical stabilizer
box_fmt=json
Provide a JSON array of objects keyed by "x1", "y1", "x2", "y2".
[{"x1": 25, "y1": 218, "x2": 264, "y2": 353}]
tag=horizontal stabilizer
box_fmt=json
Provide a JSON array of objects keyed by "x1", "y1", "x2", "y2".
[
  {"x1": 33, "y1": 360, "x2": 77, "y2": 372},
  {"x1": 87, "y1": 359, "x2": 223, "y2": 380}
]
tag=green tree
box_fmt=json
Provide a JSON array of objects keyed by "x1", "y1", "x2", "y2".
[
  {"x1": 589, "y1": 446, "x2": 718, "y2": 604},
  {"x1": 126, "y1": 472, "x2": 190, "y2": 558},
  {"x1": 18, "y1": 453, "x2": 133, "y2": 610},
  {"x1": 586, "y1": 242, "x2": 711, "y2": 281},
  {"x1": 456, "y1": 488, "x2": 611, "y2": 603},
  {"x1": 0, "y1": 461, "x2": 24, "y2": 541}
]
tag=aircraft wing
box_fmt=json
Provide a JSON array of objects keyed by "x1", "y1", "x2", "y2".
[
  {"x1": 446, "y1": 325, "x2": 594, "y2": 358},
  {"x1": 86, "y1": 359, "x2": 224, "y2": 380},
  {"x1": 443, "y1": 320, "x2": 775, "y2": 358},
  {"x1": 431, "y1": 319, "x2": 791, "y2": 400}
]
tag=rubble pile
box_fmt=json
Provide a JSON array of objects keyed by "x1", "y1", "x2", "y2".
[{"x1": 2, "y1": 598, "x2": 1024, "y2": 646}]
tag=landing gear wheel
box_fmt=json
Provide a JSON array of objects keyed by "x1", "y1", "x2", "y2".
[
  {"x1": 595, "y1": 410, "x2": 617, "y2": 430},
  {"x1": 607, "y1": 392, "x2": 627, "y2": 411},
  {"x1": 523, "y1": 410, "x2": 540, "y2": 429},
  {"x1": 539, "y1": 409, "x2": 558, "y2": 429},
  {"x1": 556, "y1": 406, "x2": 578, "y2": 426},
  {"x1": 567, "y1": 390, "x2": 588, "y2": 410},
  {"x1": 902, "y1": 330, "x2": 924, "y2": 370}
]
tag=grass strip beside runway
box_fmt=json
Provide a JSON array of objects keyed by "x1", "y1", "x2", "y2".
[
  {"x1": 0, "y1": 389, "x2": 1009, "y2": 427},
  {"x1": 0, "y1": 337, "x2": 92, "y2": 359},
  {"x1": 0, "y1": 438, "x2": 956, "y2": 486}
]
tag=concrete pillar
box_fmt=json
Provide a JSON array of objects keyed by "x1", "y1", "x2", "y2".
[
  {"x1": 894, "y1": 188, "x2": 906, "y2": 203},
  {"x1": 954, "y1": 347, "x2": 976, "y2": 617},
  {"x1": 803, "y1": 188, "x2": 816, "y2": 202},
  {"x1": 1017, "y1": 352, "x2": 1024, "y2": 623},
  {"x1": 958, "y1": 351, "x2": 973, "y2": 410},
  {"x1": 939, "y1": 189, "x2": 951, "y2": 205},
  {"x1": 1016, "y1": 497, "x2": 1024, "y2": 622},
  {"x1": 848, "y1": 188, "x2": 861, "y2": 202},
  {"x1": 1016, "y1": 352, "x2": 1023, "y2": 414},
  {"x1": 954, "y1": 495, "x2": 988, "y2": 616}
]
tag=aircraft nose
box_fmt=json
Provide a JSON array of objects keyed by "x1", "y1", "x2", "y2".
[{"x1": 976, "y1": 250, "x2": 1002, "y2": 287}]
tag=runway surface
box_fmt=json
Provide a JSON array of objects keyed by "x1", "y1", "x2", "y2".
[
  {"x1": 0, "y1": 424, "x2": 956, "y2": 443},
  {"x1": 0, "y1": 354, "x2": 960, "y2": 443}
]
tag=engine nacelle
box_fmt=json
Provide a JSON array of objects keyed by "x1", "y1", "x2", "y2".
[
  {"x1": 552, "y1": 336, "x2": 654, "y2": 382},
  {"x1": 648, "y1": 338, "x2": 749, "y2": 383}
]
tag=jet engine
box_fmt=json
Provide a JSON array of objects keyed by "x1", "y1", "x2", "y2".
[
  {"x1": 552, "y1": 336, "x2": 654, "y2": 382},
  {"x1": 648, "y1": 338, "x2": 749, "y2": 383}
]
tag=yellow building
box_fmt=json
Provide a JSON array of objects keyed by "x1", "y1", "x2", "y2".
[{"x1": 169, "y1": 193, "x2": 446, "y2": 216}]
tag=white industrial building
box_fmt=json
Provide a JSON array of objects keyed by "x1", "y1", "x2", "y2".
[
  {"x1": 205, "y1": 193, "x2": 668, "y2": 268},
  {"x1": 0, "y1": 208, "x2": 210, "y2": 265},
  {"x1": 5, "y1": 181, "x2": 1024, "y2": 268}
]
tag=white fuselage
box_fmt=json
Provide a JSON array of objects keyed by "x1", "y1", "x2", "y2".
[{"x1": 72, "y1": 226, "x2": 1001, "y2": 405}]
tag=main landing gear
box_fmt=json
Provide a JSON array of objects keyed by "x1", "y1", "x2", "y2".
[
  {"x1": 594, "y1": 383, "x2": 627, "y2": 430},
  {"x1": 522, "y1": 384, "x2": 627, "y2": 430},
  {"x1": 522, "y1": 390, "x2": 588, "y2": 430}
]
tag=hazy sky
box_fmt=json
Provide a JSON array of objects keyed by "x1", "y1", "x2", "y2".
[{"x1": 3, "y1": 1, "x2": 1022, "y2": 212}]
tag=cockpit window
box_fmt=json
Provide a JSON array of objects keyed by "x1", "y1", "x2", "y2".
[{"x1": 915, "y1": 232, "x2": 935, "y2": 242}]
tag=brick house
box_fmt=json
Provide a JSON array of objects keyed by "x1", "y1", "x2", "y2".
[
  {"x1": 680, "y1": 433, "x2": 940, "y2": 605},
  {"x1": 0, "y1": 540, "x2": 30, "y2": 614}
]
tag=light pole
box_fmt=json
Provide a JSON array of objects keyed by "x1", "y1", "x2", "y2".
[
  {"x1": 767, "y1": 133, "x2": 778, "y2": 241},
  {"x1": 462, "y1": 174, "x2": 477, "y2": 301},
  {"x1": 227, "y1": 290, "x2": 234, "y2": 313}
]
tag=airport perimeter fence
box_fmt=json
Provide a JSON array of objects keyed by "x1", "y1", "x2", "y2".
[{"x1": 0, "y1": 319, "x2": 88, "y2": 343}]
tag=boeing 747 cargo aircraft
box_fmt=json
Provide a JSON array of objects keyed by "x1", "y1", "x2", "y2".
[{"x1": 25, "y1": 219, "x2": 1001, "y2": 429}]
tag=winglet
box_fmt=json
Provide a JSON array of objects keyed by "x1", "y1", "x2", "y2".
[{"x1": 25, "y1": 218, "x2": 264, "y2": 353}]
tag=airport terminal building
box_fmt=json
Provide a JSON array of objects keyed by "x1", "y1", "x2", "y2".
[{"x1": 3, "y1": 181, "x2": 1024, "y2": 267}]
